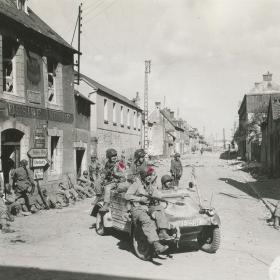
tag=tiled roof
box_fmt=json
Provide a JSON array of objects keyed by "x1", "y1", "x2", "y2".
[
  {"x1": 0, "y1": 0, "x2": 77, "y2": 53},
  {"x1": 79, "y1": 73, "x2": 142, "y2": 111}
]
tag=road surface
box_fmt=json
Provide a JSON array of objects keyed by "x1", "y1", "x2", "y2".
[{"x1": 0, "y1": 153, "x2": 279, "y2": 280}]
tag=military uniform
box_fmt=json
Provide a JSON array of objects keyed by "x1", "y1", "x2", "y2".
[
  {"x1": 170, "y1": 155, "x2": 183, "y2": 187},
  {"x1": 89, "y1": 157, "x2": 102, "y2": 182}
]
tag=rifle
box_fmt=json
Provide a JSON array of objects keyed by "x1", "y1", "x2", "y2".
[
  {"x1": 35, "y1": 178, "x2": 49, "y2": 210},
  {"x1": 139, "y1": 194, "x2": 185, "y2": 206}
]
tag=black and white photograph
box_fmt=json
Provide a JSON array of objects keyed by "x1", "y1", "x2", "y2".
[{"x1": 0, "y1": 0, "x2": 279, "y2": 279}]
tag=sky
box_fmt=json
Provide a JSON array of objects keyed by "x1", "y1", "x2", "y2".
[{"x1": 29, "y1": 0, "x2": 280, "y2": 140}]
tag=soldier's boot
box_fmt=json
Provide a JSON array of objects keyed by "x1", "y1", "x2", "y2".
[
  {"x1": 158, "y1": 229, "x2": 173, "y2": 241},
  {"x1": 153, "y1": 241, "x2": 169, "y2": 254},
  {"x1": 99, "y1": 202, "x2": 110, "y2": 213}
]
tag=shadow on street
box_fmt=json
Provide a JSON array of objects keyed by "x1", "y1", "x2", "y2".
[{"x1": 219, "y1": 177, "x2": 280, "y2": 201}]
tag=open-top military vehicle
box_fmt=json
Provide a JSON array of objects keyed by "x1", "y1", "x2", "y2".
[{"x1": 91, "y1": 188, "x2": 221, "y2": 260}]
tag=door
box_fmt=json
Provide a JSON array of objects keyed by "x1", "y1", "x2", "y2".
[{"x1": 76, "y1": 149, "x2": 85, "y2": 178}]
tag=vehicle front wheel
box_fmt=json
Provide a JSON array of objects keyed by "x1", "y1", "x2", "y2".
[
  {"x1": 96, "y1": 212, "x2": 107, "y2": 236},
  {"x1": 197, "y1": 226, "x2": 221, "y2": 253},
  {"x1": 132, "y1": 225, "x2": 153, "y2": 261}
]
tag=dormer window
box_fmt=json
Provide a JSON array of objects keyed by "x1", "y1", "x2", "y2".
[{"x1": 17, "y1": 0, "x2": 28, "y2": 14}]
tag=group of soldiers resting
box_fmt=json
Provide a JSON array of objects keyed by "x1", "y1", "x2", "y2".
[
  {"x1": 0, "y1": 156, "x2": 102, "y2": 233},
  {"x1": 92, "y1": 148, "x2": 183, "y2": 254},
  {"x1": 0, "y1": 148, "x2": 183, "y2": 255}
]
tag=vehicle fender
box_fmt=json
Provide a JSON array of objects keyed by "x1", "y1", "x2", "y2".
[
  {"x1": 103, "y1": 212, "x2": 113, "y2": 227},
  {"x1": 211, "y1": 214, "x2": 221, "y2": 226},
  {"x1": 90, "y1": 202, "x2": 103, "y2": 217}
]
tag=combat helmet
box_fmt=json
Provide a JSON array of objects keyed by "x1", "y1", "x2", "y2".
[
  {"x1": 134, "y1": 148, "x2": 146, "y2": 161},
  {"x1": 106, "y1": 148, "x2": 117, "y2": 159},
  {"x1": 161, "y1": 174, "x2": 173, "y2": 186}
]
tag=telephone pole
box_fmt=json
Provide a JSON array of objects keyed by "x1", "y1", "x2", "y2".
[
  {"x1": 144, "y1": 60, "x2": 151, "y2": 152},
  {"x1": 74, "y1": 3, "x2": 83, "y2": 85}
]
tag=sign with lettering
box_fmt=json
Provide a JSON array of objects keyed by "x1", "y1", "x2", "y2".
[
  {"x1": 34, "y1": 128, "x2": 45, "y2": 148},
  {"x1": 34, "y1": 168, "x2": 44, "y2": 180},
  {"x1": 7, "y1": 102, "x2": 74, "y2": 124},
  {"x1": 32, "y1": 158, "x2": 49, "y2": 168},
  {"x1": 28, "y1": 148, "x2": 48, "y2": 158}
]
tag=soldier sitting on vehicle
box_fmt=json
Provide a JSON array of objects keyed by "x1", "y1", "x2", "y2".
[
  {"x1": 161, "y1": 175, "x2": 174, "y2": 190},
  {"x1": 170, "y1": 153, "x2": 183, "y2": 187},
  {"x1": 125, "y1": 166, "x2": 172, "y2": 255},
  {"x1": 97, "y1": 149, "x2": 128, "y2": 213},
  {"x1": 129, "y1": 149, "x2": 147, "y2": 179}
]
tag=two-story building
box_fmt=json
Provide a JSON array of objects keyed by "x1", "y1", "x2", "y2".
[
  {"x1": 0, "y1": 0, "x2": 80, "y2": 186},
  {"x1": 76, "y1": 73, "x2": 143, "y2": 160}
]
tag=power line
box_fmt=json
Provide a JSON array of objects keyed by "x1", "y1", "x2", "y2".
[{"x1": 83, "y1": 0, "x2": 105, "y2": 17}]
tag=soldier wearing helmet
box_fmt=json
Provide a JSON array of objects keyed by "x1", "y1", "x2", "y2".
[
  {"x1": 98, "y1": 148, "x2": 128, "y2": 212},
  {"x1": 89, "y1": 154, "x2": 101, "y2": 182},
  {"x1": 128, "y1": 148, "x2": 147, "y2": 182},
  {"x1": 161, "y1": 174, "x2": 174, "y2": 190},
  {"x1": 12, "y1": 159, "x2": 37, "y2": 213},
  {"x1": 170, "y1": 152, "x2": 183, "y2": 187},
  {"x1": 125, "y1": 166, "x2": 172, "y2": 255}
]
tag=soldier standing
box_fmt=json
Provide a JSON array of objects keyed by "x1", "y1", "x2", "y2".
[
  {"x1": 89, "y1": 155, "x2": 101, "y2": 182},
  {"x1": 170, "y1": 153, "x2": 183, "y2": 187},
  {"x1": 12, "y1": 159, "x2": 37, "y2": 213}
]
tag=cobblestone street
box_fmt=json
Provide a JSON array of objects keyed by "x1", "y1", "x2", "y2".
[{"x1": 0, "y1": 152, "x2": 278, "y2": 280}]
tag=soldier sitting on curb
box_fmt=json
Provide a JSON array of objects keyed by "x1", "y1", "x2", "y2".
[
  {"x1": 125, "y1": 166, "x2": 172, "y2": 255},
  {"x1": 76, "y1": 171, "x2": 95, "y2": 198}
]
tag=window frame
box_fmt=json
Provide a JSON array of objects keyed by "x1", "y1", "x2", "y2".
[{"x1": 104, "y1": 98, "x2": 108, "y2": 124}]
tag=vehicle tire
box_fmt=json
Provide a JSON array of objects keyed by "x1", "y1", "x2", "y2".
[
  {"x1": 96, "y1": 212, "x2": 106, "y2": 236},
  {"x1": 197, "y1": 226, "x2": 221, "y2": 253},
  {"x1": 132, "y1": 225, "x2": 153, "y2": 261}
]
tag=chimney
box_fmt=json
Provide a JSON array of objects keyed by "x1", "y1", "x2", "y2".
[
  {"x1": 133, "y1": 92, "x2": 140, "y2": 107},
  {"x1": 263, "y1": 71, "x2": 272, "y2": 82},
  {"x1": 170, "y1": 111, "x2": 175, "y2": 119},
  {"x1": 155, "y1": 102, "x2": 161, "y2": 110},
  {"x1": 17, "y1": 0, "x2": 28, "y2": 14}
]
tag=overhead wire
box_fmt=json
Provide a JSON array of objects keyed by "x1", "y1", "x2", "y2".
[{"x1": 83, "y1": 0, "x2": 105, "y2": 17}]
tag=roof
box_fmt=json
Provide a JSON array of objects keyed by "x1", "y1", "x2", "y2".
[
  {"x1": 248, "y1": 81, "x2": 280, "y2": 95},
  {"x1": 0, "y1": 0, "x2": 78, "y2": 53},
  {"x1": 79, "y1": 73, "x2": 142, "y2": 111},
  {"x1": 74, "y1": 90, "x2": 95, "y2": 105},
  {"x1": 160, "y1": 109, "x2": 184, "y2": 132}
]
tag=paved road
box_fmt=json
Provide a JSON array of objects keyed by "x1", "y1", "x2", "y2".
[{"x1": 0, "y1": 153, "x2": 279, "y2": 280}]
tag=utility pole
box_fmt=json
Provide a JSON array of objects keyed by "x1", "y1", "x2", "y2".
[
  {"x1": 144, "y1": 60, "x2": 151, "y2": 152},
  {"x1": 223, "y1": 128, "x2": 226, "y2": 150},
  {"x1": 74, "y1": 3, "x2": 83, "y2": 85}
]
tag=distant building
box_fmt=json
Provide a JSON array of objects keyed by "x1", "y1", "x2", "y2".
[
  {"x1": 0, "y1": 0, "x2": 80, "y2": 186},
  {"x1": 148, "y1": 102, "x2": 184, "y2": 156},
  {"x1": 76, "y1": 73, "x2": 142, "y2": 160},
  {"x1": 237, "y1": 72, "x2": 280, "y2": 161}
]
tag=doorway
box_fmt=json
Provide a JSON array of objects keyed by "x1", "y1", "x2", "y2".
[
  {"x1": 1, "y1": 129, "x2": 24, "y2": 184},
  {"x1": 76, "y1": 149, "x2": 85, "y2": 178}
]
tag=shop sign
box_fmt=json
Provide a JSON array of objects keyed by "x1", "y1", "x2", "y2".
[
  {"x1": 34, "y1": 168, "x2": 44, "y2": 180},
  {"x1": 28, "y1": 148, "x2": 48, "y2": 158}
]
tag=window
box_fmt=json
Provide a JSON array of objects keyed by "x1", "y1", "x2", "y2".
[
  {"x1": 120, "y1": 106, "x2": 124, "y2": 126},
  {"x1": 47, "y1": 57, "x2": 57, "y2": 104},
  {"x1": 138, "y1": 113, "x2": 142, "y2": 130},
  {"x1": 50, "y1": 136, "x2": 59, "y2": 171},
  {"x1": 104, "y1": 99, "x2": 108, "y2": 123},
  {"x1": 2, "y1": 37, "x2": 17, "y2": 93},
  {"x1": 127, "y1": 109, "x2": 130, "y2": 128},
  {"x1": 133, "y1": 111, "x2": 136, "y2": 129},
  {"x1": 113, "y1": 102, "x2": 116, "y2": 125}
]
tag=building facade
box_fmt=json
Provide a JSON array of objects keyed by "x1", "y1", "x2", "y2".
[
  {"x1": 76, "y1": 73, "x2": 142, "y2": 160},
  {"x1": 237, "y1": 72, "x2": 280, "y2": 161},
  {"x1": 0, "y1": 0, "x2": 79, "y2": 187}
]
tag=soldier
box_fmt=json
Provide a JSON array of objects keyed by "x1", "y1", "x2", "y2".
[
  {"x1": 12, "y1": 159, "x2": 38, "y2": 213},
  {"x1": 129, "y1": 149, "x2": 147, "y2": 181},
  {"x1": 98, "y1": 148, "x2": 127, "y2": 212},
  {"x1": 76, "y1": 170, "x2": 95, "y2": 197},
  {"x1": 170, "y1": 153, "x2": 183, "y2": 187},
  {"x1": 161, "y1": 175, "x2": 174, "y2": 190},
  {"x1": 89, "y1": 155, "x2": 102, "y2": 182},
  {"x1": 125, "y1": 166, "x2": 170, "y2": 254}
]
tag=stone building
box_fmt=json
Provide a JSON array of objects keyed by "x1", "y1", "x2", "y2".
[
  {"x1": 0, "y1": 0, "x2": 82, "y2": 186},
  {"x1": 237, "y1": 72, "x2": 280, "y2": 161},
  {"x1": 76, "y1": 73, "x2": 143, "y2": 160}
]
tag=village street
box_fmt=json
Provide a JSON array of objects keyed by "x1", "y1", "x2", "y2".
[{"x1": 0, "y1": 152, "x2": 279, "y2": 280}]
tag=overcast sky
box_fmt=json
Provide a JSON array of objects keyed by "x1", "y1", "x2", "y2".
[{"x1": 29, "y1": 0, "x2": 280, "y2": 139}]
